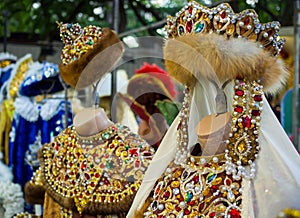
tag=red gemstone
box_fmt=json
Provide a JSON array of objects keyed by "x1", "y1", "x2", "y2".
[
  {"x1": 211, "y1": 185, "x2": 218, "y2": 191},
  {"x1": 184, "y1": 208, "x2": 191, "y2": 215},
  {"x1": 235, "y1": 89, "x2": 244, "y2": 96},
  {"x1": 131, "y1": 186, "x2": 136, "y2": 192},
  {"x1": 188, "y1": 200, "x2": 195, "y2": 206},
  {"x1": 175, "y1": 206, "x2": 181, "y2": 212},
  {"x1": 104, "y1": 180, "x2": 109, "y2": 185},
  {"x1": 90, "y1": 182, "x2": 95, "y2": 187},
  {"x1": 143, "y1": 151, "x2": 152, "y2": 157},
  {"x1": 135, "y1": 160, "x2": 141, "y2": 168},
  {"x1": 64, "y1": 175, "x2": 69, "y2": 181},
  {"x1": 193, "y1": 175, "x2": 199, "y2": 183},
  {"x1": 84, "y1": 173, "x2": 90, "y2": 180},
  {"x1": 86, "y1": 191, "x2": 90, "y2": 196},
  {"x1": 129, "y1": 148, "x2": 138, "y2": 156},
  {"x1": 254, "y1": 95, "x2": 262, "y2": 102},
  {"x1": 188, "y1": 6, "x2": 193, "y2": 14},
  {"x1": 228, "y1": 208, "x2": 241, "y2": 218},
  {"x1": 55, "y1": 144, "x2": 59, "y2": 150},
  {"x1": 244, "y1": 17, "x2": 250, "y2": 25},
  {"x1": 251, "y1": 110, "x2": 260, "y2": 116},
  {"x1": 209, "y1": 212, "x2": 216, "y2": 218},
  {"x1": 163, "y1": 191, "x2": 170, "y2": 199},
  {"x1": 101, "y1": 196, "x2": 105, "y2": 202},
  {"x1": 110, "y1": 196, "x2": 114, "y2": 202},
  {"x1": 234, "y1": 106, "x2": 243, "y2": 113},
  {"x1": 100, "y1": 163, "x2": 105, "y2": 169},
  {"x1": 225, "y1": 178, "x2": 231, "y2": 186},
  {"x1": 186, "y1": 20, "x2": 193, "y2": 33},
  {"x1": 242, "y1": 116, "x2": 251, "y2": 128},
  {"x1": 220, "y1": 10, "x2": 226, "y2": 19},
  {"x1": 81, "y1": 162, "x2": 86, "y2": 169},
  {"x1": 199, "y1": 202, "x2": 205, "y2": 211}
]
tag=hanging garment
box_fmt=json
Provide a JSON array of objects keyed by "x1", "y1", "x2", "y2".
[{"x1": 9, "y1": 96, "x2": 72, "y2": 188}]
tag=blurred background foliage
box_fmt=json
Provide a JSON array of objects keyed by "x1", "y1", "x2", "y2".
[{"x1": 0, "y1": 0, "x2": 294, "y2": 42}]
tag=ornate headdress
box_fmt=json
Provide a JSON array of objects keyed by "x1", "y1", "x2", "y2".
[
  {"x1": 164, "y1": 1, "x2": 288, "y2": 92},
  {"x1": 128, "y1": 2, "x2": 300, "y2": 218},
  {"x1": 58, "y1": 22, "x2": 124, "y2": 89},
  {"x1": 19, "y1": 61, "x2": 64, "y2": 97}
]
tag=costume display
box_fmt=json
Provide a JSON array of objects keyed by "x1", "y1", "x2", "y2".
[
  {"x1": 0, "y1": 54, "x2": 33, "y2": 165},
  {"x1": 7, "y1": 60, "x2": 72, "y2": 188},
  {"x1": 25, "y1": 22, "x2": 156, "y2": 218},
  {"x1": 118, "y1": 62, "x2": 181, "y2": 150},
  {"x1": 9, "y1": 96, "x2": 72, "y2": 187},
  {"x1": 128, "y1": 1, "x2": 300, "y2": 218}
]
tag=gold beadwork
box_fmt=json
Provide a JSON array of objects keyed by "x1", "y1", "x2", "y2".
[
  {"x1": 40, "y1": 124, "x2": 154, "y2": 214},
  {"x1": 144, "y1": 157, "x2": 243, "y2": 217}
]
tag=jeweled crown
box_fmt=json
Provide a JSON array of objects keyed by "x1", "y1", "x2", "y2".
[
  {"x1": 165, "y1": 1, "x2": 285, "y2": 56},
  {"x1": 57, "y1": 22, "x2": 103, "y2": 64}
]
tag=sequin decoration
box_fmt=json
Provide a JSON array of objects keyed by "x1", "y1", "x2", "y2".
[{"x1": 40, "y1": 124, "x2": 155, "y2": 215}]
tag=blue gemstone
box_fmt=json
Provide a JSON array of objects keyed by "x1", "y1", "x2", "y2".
[
  {"x1": 178, "y1": 25, "x2": 185, "y2": 35},
  {"x1": 184, "y1": 192, "x2": 193, "y2": 203}
]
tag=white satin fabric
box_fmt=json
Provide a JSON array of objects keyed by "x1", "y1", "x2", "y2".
[{"x1": 127, "y1": 76, "x2": 300, "y2": 217}]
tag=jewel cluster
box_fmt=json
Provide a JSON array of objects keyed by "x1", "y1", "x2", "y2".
[
  {"x1": 225, "y1": 78, "x2": 263, "y2": 180},
  {"x1": 165, "y1": 1, "x2": 285, "y2": 56},
  {"x1": 59, "y1": 23, "x2": 103, "y2": 64}
]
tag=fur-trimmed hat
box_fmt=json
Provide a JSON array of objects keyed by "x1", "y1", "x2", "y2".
[
  {"x1": 163, "y1": 1, "x2": 288, "y2": 94},
  {"x1": 58, "y1": 22, "x2": 124, "y2": 89}
]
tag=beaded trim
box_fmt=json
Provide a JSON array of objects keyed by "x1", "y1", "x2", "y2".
[
  {"x1": 225, "y1": 78, "x2": 263, "y2": 180},
  {"x1": 40, "y1": 124, "x2": 155, "y2": 214}
]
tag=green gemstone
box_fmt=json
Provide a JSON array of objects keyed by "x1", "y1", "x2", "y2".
[
  {"x1": 194, "y1": 22, "x2": 204, "y2": 33},
  {"x1": 184, "y1": 192, "x2": 193, "y2": 203},
  {"x1": 102, "y1": 132, "x2": 110, "y2": 140}
]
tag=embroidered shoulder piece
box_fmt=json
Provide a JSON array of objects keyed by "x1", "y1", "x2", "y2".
[
  {"x1": 144, "y1": 154, "x2": 243, "y2": 217},
  {"x1": 39, "y1": 124, "x2": 155, "y2": 215}
]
